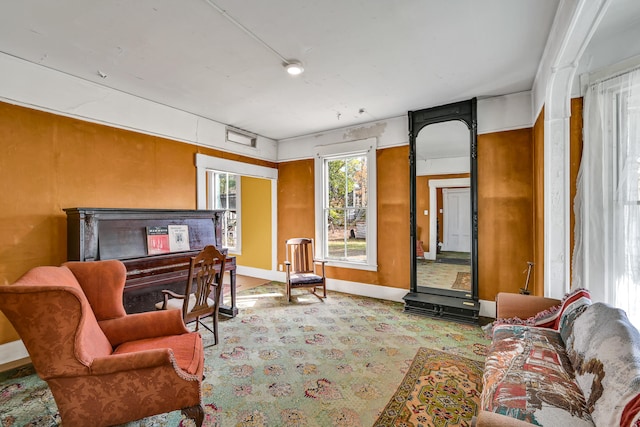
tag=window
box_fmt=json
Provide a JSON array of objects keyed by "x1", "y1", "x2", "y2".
[
  {"x1": 574, "y1": 65, "x2": 640, "y2": 327},
  {"x1": 211, "y1": 171, "x2": 239, "y2": 251},
  {"x1": 325, "y1": 155, "x2": 367, "y2": 261},
  {"x1": 315, "y1": 138, "x2": 377, "y2": 270},
  {"x1": 611, "y1": 83, "x2": 640, "y2": 325}
]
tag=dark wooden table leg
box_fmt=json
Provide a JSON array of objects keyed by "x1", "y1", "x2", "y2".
[{"x1": 219, "y1": 268, "x2": 238, "y2": 317}]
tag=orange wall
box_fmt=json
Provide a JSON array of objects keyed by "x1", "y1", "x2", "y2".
[
  {"x1": 477, "y1": 128, "x2": 534, "y2": 301},
  {"x1": 277, "y1": 146, "x2": 410, "y2": 288},
  {"x1": 277, "y1": 159, "x2": 316, "y2": 261},
  {"x1": 0, "y1": 101, "x2": 276, "y2": 344},
  {"x1": 532, "y1": 107, "x2": 545, "y2": 296},
  {"x1": 416, "y1": 173, "x2": 470, "y2": 252},
  {"x1": 374, "y1": 146, "x2": 410, "y2": 288}
]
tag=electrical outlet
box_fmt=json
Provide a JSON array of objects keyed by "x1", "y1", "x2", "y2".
[{"x1": 278, "y1": 264, "x2": 283, "y2": 271}]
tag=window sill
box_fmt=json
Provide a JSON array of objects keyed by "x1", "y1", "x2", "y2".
[{"x1": 322, "y1": 260, "x2": 378, "y2": 272}]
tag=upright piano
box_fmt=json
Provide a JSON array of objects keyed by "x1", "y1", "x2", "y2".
[{"x1": 64, "y1": 207, "x2": 237, "y2": 316}]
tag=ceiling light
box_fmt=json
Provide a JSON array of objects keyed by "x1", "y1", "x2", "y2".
[{"x1": 285, "y1": 61, "x2": 304, "y2": 76}]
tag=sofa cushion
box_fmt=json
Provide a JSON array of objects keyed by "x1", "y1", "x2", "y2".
[
  {"x1": 482, "y1": 324, "x2": 594, "y2": 426},
  {"x1": 565, "y1": 302, "x2": 640, "y2": 426},
  {"x1": 290, "y1": 273, "x2": 324, "y2": 285}
]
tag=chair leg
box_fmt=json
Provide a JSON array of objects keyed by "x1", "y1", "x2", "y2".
[
  {"x1": 182, "y1": 404, "x2": 204, "y2": 427},
  {"x1": 195, "y1": 315, "x2": 219, "y2": 347},
  {"x1": 311, "y1": 286, "x2": 325, "y2": 302},
  {"x1": 212, "y1": 312, "x2": 218, "y2": 346}
]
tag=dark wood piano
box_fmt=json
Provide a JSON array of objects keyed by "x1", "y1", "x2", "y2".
[{"x1": 64, "y1": 207, "x2": 237, "y2": 316}]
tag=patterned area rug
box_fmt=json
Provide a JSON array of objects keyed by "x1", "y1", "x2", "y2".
[
  {"x1": 374, "y1": 348, "x2": 483, "y2": 427},
  {"x1": 451, "y1": 272, "x2": 471, "y2": 291},
  {"x1": 0, "y1": 282, "x2": 489, "y2": 427}
]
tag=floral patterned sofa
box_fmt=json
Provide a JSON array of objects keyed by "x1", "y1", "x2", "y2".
[{"x1": 474, "y1": 289, "x2": 640, "y2": 426}]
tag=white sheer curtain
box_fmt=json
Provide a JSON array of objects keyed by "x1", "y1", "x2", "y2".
[{"x1": 573, "y1": 67, "x2": 640, "y2": 327}]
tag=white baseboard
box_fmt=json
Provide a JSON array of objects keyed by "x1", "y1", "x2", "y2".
[
  {"x1": 479, "y1": 299, "x2": 496, "y2": 318},
  {"x1": 327, "y1": 279, "x2": 496, "y2": 319},
  {"x1": 233, "y1": 270, "x2": 408, "y2": 302},
  {"x1": 326, "y1": 278, "x2": 408, "y2": 302}
]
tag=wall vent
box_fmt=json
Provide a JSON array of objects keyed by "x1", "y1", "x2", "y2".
[{"x1": 226, "y1": 127, "x2": 257, "y2": 148}]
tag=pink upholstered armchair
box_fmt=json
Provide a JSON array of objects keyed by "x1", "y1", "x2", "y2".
[{"x1": 0, "y1": 260, "x2": 205, "y2": 427}]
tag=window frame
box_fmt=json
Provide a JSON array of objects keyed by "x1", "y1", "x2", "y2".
[
  {"x1": 209, "y1": 170, "x2": 240, "y2": 252},
  {"x1": 314, "y1": 137, "x2": 377, "y2": 271}
]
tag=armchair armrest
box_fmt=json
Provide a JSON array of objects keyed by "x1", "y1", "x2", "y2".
[
  {"x1": 313, "y1": 259, "x2": 326, "y2": 277},
  {"x1": 284, "y1": 261, "x2": 291, "y2": 280},
  {"x1": 496, "y1": 292, "x2": 560, "y2": 320},
  {"x1": 99, "y1": 310, "x2": 189, "y2": 347},
  {"x1": 90, "y1": 348, "x2": 176, "y2": 376},
  {"x1": 157, "y1": 289, "x2": 186, "y2": 310}
]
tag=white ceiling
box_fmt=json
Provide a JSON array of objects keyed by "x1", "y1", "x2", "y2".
[{"x1": 0, "y1": 1, "x2": 562, "y2": 140}]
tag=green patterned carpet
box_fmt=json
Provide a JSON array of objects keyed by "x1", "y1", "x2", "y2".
[{"x1": 0, "y1": 282, "x2": 489, "y2": 427}]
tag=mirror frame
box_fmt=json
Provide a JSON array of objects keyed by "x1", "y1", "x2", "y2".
[{"x1": 408, "y1": 98, "x2": 478, "y2": 302}]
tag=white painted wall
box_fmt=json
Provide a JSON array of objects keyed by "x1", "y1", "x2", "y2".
[
  {"x1": 277, "y1": 92, "x2": 533, "y2": 162},
  {"x1": 573, "y1": 25, "x2": 640, "y2": 96},
  {"x1": 0, "y1": 53, "x2": 278, "y2": 162},
  {"x1": 477, "y1": 91, "x2": 533, "y2": 134}
]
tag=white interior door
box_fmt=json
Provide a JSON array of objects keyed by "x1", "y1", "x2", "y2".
[{"x1": 442, "y1": 187, "x2": 470, "y2": 252}]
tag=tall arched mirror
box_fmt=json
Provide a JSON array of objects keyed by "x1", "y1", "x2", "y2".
[{"x1": 403, "y1": 98, "x2": 479, "y2": 323}]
